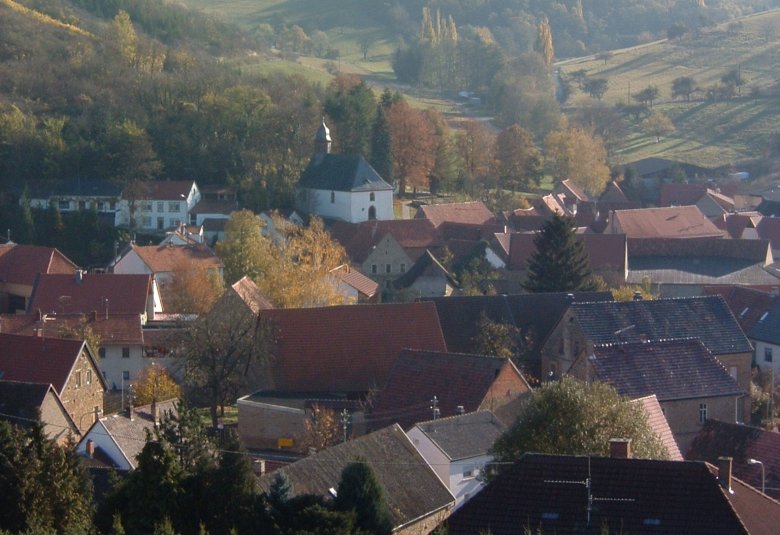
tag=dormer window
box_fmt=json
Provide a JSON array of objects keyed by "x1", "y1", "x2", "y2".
[{"x1": 331, "y1": 191, "x2": 335, "y2": 203}]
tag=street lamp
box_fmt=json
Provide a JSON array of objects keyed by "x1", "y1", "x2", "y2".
[{"x1": 748, "y1": 458, "x2": 765, "y2": 494}]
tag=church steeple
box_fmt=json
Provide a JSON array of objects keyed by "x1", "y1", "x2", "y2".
[{"x1": 314, "y1": 118, "x2": 331, "y2": 160}]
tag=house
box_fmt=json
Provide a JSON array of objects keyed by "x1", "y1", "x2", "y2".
[
  {"x1": 328, "y1": 265, "x2": 379, "y2": 303},
  {"x1": 569, "y1": 338, "x2": 744, "y2": 452},
  {"x1": 423, "y1": 292, "x2": 613, "y2": 378},
  {"x1": 688, "y1": 419, "x2": 780, "y2": 499},
  {"x1": 743, "y1": 299, "x2": 780, "y2": 373},
  {"x1": 238, "y1": 303, "x2": 447, "y2": 449},
  {"x1": 416, "y1": 201, "x2": 495, "y2": 228},
  {"x1": 119, "y1": 180, "x2": 201, "y2": 231},
  {"x1": 25, "y1": 179, "x2": 124, "y2": 226},
  {"x1": 0, "y1": 243, "x2": 78, "y2": 313},
  {"x1": 660, "y1": 183, "x2": 735, "y2": 218},
  {"x1": 295, "y1": 120, "x2": 393, "y2": 223},
  {"x1": 542, "y1": 296, "x2": 754, "y2": 423},
  {"x1": 714, "y1": 212, "x2": 763, "y2": 240},
  {"x1": 0, "y1": 380, "x2": 79, "y2": 445},
  {"x1": 368, "y1": 349, "x2": 531, "y2": 431},
  {"x1": 187, "y1": 198, "x2": 237, "y2": 227},
  {"x1": 391, "y1": 250, "x2": 459, "y2": 299},
  {"x1": 503, "y1": 232, "x2": 627, "y2": 285},
  {"x1": 631, "y1": 394, "x2": 683, "y2": 461},
  {"x1": 0, "y1": 311, "x2": 145, "y2": 391},
  {"x1": 606, "y1": 205, "x2": 725, "y2": 239},
  {"x1": 112, "y1": 243, "x2": 223, "y2": 311},
  {"x1": 407, "y1": 410, "x2": 506, "y2": 509},
  {"x1": 0, "y1": 333, "x2": 106, "y2": 434},
  {"x1": 28, "y1": 272, "x2": 161, "y2": 321},
  {"x1": 77, "y1": 400, "x2": 177, "y2": 470},
  {"x1": 626, "y1": 237, "x2": 778, "y2": 297},
  {"x1": 257, "y1": 424, "x2": 455, "y2": 535},
  {"x1": 441, "y1": 451, "x2": 780, "y2": 535}
]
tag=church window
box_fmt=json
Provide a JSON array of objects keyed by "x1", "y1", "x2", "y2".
[
  {"x1": 331, "y1": 191, "x2": 335, "y2": 203},
  {"x1": 370, "y1": 192, "x2": 375, "y2": 201}
]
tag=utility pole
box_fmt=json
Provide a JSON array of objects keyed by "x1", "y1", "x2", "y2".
[
  {"x1": 340, "y1": 409, "x2": 350, "y2": 443},
  {"x1": 430, "y1": 395, "x2": 440, "y2": 420}
]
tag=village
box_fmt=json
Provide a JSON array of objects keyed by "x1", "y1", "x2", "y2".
[{"x1": 3, "y1": 121, "x2": 780, "y2": 534}]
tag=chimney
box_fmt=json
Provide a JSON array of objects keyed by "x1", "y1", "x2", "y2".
[
  {"x1": 252, "y1": 459, "x2": 266, "y2": 476},
  {"x1": 151, "y1": 398, "x2": 159, "y2": 426},
  {"x1": 718, "y1": 456, "x2": 733, "y2": 492},
  {"x1": 127, "y1": 404, "x2": 134, "y2": 421},
  {"x1": 609, "y1": 438, "x2": 632, "y2": 459},
  {"x1": 86, "y1": 439, "x2": 95, "y2": 458},
  {"x1": 456, "y1": 405, "x2": 465, "y2": 415},
  {"x1": 76, "y1": 270, "x2": 83, "y2": 284},
  {"x1": 633, "y1": 291, "x2": 643, "y2": 301}
]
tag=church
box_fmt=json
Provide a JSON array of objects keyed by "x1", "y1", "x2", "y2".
[{"x1": 295, "y1": 120, "x2": 394, "y2": 223}]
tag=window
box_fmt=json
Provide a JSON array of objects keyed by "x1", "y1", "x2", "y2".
[
  {"x1": 699, "y1": 403, "x2": 708, "y2": 424},
  {"x1": 157, "y1": 202, "x2": 164, "y2": 212},
  {"x1": 75, "y1": 371, "x2": 82, "y2": 388},
  {"x1": 369, "y1": 192, "x2": 375, "y2": 201},
  {"x1": 400, "y1": 263, "x2": 406, "y2": 273},
  {"x1": 97, "y1": 201, "x2": 105, "y2": 211},
  {"x1": 157, "y1": 217, "x2": 164, "y2": 230},
  {"x1": 142, "y1": 216, "x2": 152, "y2": 227},
  {"x1": 122, "y1": 347, "x2": 130, "y2": 359},
  {"x1": 58, "y1": 200, "x2": 70, "y2": 210},
  {"x1": 86, "y1": 369, "x2": 92, "y2": 385},
  {"x1": 172, "y1": 219, "x2": 181, "y2": 227},
  {"x1": 330, "y1": 191, "x2": 335, "y2": 203},
  {"x1": 765, "y1": 347, "x2": 773, "y2": 363},
  {"x1": 78, "y1": 201, "x2": 86, "y2": 210},
  {"x1": 99, "y1": 347, "x2": 106, "y2": 359},
  {"x1": 386, "y1": 264, "x2": 392, "y2": 274},
  {"x1": 168, "y1": 201, "x2": 180, "y2": 212},
  {"x1": 371, "y1": 264, "x2": 377, "y2": 274},
  {"x1": 109, "y1": 201, "x2": 116, "y2": 211},
  {"x1": 142, "y1": 202, "x2": 152, "y2": 212},
  {"x1": 122, "y1": 371, "x2": 130, "y2": 381}
]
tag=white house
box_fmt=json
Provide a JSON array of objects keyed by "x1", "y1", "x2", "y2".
[
  {"x1": 25, "y1": 179, "x2": 124, "y2": 226},
  {"x1": 295, "y1": 120, "x2": 393, "y2": 223},
  {"x1": 407, "y1": 410, "x2": 506, "y2": 509},
  {"x1": 119, "y1": 181, "x2": 201, "y2": 231}
]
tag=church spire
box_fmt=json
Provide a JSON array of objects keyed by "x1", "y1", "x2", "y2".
[{"x1": 314, "y1": 117, "x2": 331, "y2": 160}]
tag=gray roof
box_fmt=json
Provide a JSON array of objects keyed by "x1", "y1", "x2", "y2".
[
  {"x1": 0, "y1": 380, "x2": 53, "y2": 423},
  {"x1": 298, "y1": 154, "x2": 392, "y2": 192},
  {"x1": 571, "y1": 296, "x2": 753, "y2": 355},
  {"x1": 99, "y1": 400, "x2": 178, "y2": 469},
  {"x1": 590, "y1": 339, "x2": 744, "y2": 401},
  {"x1": 626, "y1": 259, "x2": 780, "y2": 286},
  {"x1": 413, "y1": 410, "x2": 506, "y2": 461},
  {"x1": 257, "y1": 424, "x2": 454, "y2": 530},
  {"x1": 749, "y1": 300, "x2": 780, "y2": 344},
  {"x1": 25, "y1": 179, "x2": 122, "y2": 199}
]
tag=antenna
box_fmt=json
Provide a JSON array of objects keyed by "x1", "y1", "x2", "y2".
[
  {"x1": 340, "y1": 409, "x2": 351, "y2": 443},
  {"x1": 430, "y1": 396, "x2": 440, "y2": 420}
]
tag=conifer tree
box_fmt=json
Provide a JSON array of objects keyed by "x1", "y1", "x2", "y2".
[
  {"x1": 370, "y1": 106, "x2": 393, "y2": 182},
  {"x1": 335, "y1": 460, "x2": 393, "y2": 535},
  {"x1": 535, "y1": 16, "x2": 554, "y2": 67},
  {"x1": 523, "y1": 213, "x2": 597, "y2": 293}
]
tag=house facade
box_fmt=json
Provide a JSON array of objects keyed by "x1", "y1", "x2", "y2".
[{"x1": 119, "y1": 180, "x2": 201, "y2": 231}]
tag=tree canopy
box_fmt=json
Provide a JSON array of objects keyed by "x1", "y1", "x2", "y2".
[
  {"x1": 491, "y1": 376, "x2": 669, "y2": 468},
  {"x1": 544, "y1": 125, "x2": 610, "y2": 197},
  {"x1": 523, "y1": 213, "x2": 598, "y2": 293}
]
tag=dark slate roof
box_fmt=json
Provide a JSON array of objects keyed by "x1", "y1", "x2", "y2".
[
  {"x1": 369, "y1": 349, "x2": 530, "y2": 431},
  {"x1": 298, "y1": 154, "x2": 392, "y2": 192},
  {"x1": 257, "y1": 424, "x2": 455, "y2": 531},
  {"x1": 688, "y1": 419, "x2": 780, "y2": 500},
  {"x1": 392, "y1": 249, "x2": 457, "y2": 290},
  {"x1": 423, "y1": 292, "x2": 613, "y2": 355},
  {"x1": 0, "y1": 380, "x2": 52, "y2": 423},
  {"x1": 570, "y1": 296, "x2": 753, "y2": 355},
  {"x1": 747, "y1": 299, "x2": 780, "y2": 344},
  {"x1": 329, "y1": 219, "x2": 442, "y2": 264},
  {"x1": 445, "y1": 454, "x2": 748, "y2": 535},
  {"x1": 412, "y1": 410, "x2": 506, "y2": 461},
  {"x1": 25, "y1": 179, "x2": 122, "y2": 198},
  {"x1": 589, "y1": 339, "x2": 743, "y2": 401}
]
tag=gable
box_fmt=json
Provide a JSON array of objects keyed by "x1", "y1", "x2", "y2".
[
  {"x1": 0, "y1": 333, "x2": 85, "y2": 393},
  {"x1": 298, "y1": 154, "x2": 392, "y2": 192}
]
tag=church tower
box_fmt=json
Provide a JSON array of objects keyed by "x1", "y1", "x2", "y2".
[{"x1": 314, "y1": 118, "x2": 331, "y2": 163}]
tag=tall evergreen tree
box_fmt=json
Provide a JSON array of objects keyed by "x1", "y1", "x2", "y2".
[
  {"x1": 523, "y1": 213, "x2": 597, "y2": 293},
  {"x1": 334, "y1": 460, "x2": 393, "y2": 535},
  {"x1": 369, "y1": 107, "x2": 392, "y2": 182}
]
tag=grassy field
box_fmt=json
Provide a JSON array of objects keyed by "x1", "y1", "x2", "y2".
[{"x1": 559, "y1": 10, "x2": 780, "y2": 168}]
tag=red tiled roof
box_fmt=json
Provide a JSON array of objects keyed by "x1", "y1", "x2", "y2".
[
  {"x1": 507, "y1": 232, "x2": 626, "y2": 271},
  {"x1": 714, "y1": 212, "x2": 762, "y2": 239},
  {"x1": 329, "y1": 219, "x2": 442, "y2": 264},
  {"x1": 189, "y1": 199, "x2": 237, "y2": 215},
  {"x1": 127, "y1": 180, "x2": 196, "y2": 201},
  {"x1": 130, "y1": 243, "x2": 222, "y2": 273},
  {"x1": 29, "y1": 273, "x2": 152, "y2": 316},
  {"x1": 262, "y1": 302, "x2": 447, "y2": 392},
  {"x1": 369, "y1": 349, "x2": 530, "y2": 431},
  {"x1": 0, "y1": 244, "x2": 78, "y2": 287},
  {"x1": 0, "y1": 313, "x2": 143, "y2": 345},
  {"x1": 0, "y1": 333, "x2": 85, "y2": 393},
  {"x1": 660, "y1": 183, "x2": 709, "y2": 207},
  {"x1": 417, "y1": 201, "x2": 495, "y2": 228},
  {"x1": 703, "y1": 286, "x2": 779, "y2": 333},
  {"x1": 631, "y1": 394, "x2": 683, "y2": 460},
  {"x1": 329, "y1": 265, "x2": 379, "y2": 298},
  {"x1": 610, "y1": 205, "x2": 724, "y2": 239},
  {"x1": 559, "y1": 179, "x2": 590, "y2": 202},
  {"x1": 230, "y1": 276, "x2": 274, "y2": 313},
  {"x1": 757, "y1": 217, "x2": 780, "y2": 250}
]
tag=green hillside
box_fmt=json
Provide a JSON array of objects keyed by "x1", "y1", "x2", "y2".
[{"x1": 559, "y1": 10, "x2": 780, "y2": 168}]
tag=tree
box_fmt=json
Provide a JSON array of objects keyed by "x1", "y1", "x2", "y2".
[
  {"x1": 633, "y1": 85, "x2": 659, "y2": 107},
  {"x1": 334, "y1": 461, "x2": 393, "y2": 535},
  {"x1": 216, "y1": 210, "x2": 276, "y2": 285},
  {"x1": 523, "y1": 213, "x2": 597, "y2": 293},
  {"x1": 358, "y1": 34, "x2": 376, "y2": 60},
  {"x1": 299, "y1": 404, "x2": 341, "y2": 453},
  {"x1": 471, "y1": 312, "x2": 519, "y2": 360},
  {"x1": 667, "y1": 23, "x2": 687, "y2": 40},
  {"x1": 132, "y1": 363, "x2": 181, "y2": 406},
  {"x1": 369, "y1": 106, "x2": 393, "y2": 183},
  {"x1": 495, "y1": 124, "x2": 543, "y2": 192},
  {"x1": 166, "y1": 258, "x2": 225, "y2": 314},
  {"x1": 386, "y1": 100, "x2": 436, "y2": 195},
  {"x1": 544, "y1": 125, "x2": 610, "y2": 197},
  {"x1": 671, "y1": 76, "x2": 696, "y2": 101},
  {"x1": 324, "y1": 78, "x2": 376, "y2": 157},
  {"x1": 582, "y1": 78, "x2": 608, "y2": 100},
  {"x1": 180, "y1": 299, "x2": 271, "y2": 428},
  {"x1": 492, "y1": 376, "x2": 668, "y2": 469},
  {"x1": 641, "y1": 111, "x2": 675, "y2": 143},
  {"x1": 456, "y1": 119, "x2": 496, "y2": 189},
  {"x1": 721, "y1": 67, "x2": 746, "y2": 96},
  {"x1": 111, "y1": 10, "x2": 138, "y2": 66},
  {"x1": 534, "y1": 17, "x2": 554, "y2": 68}
]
